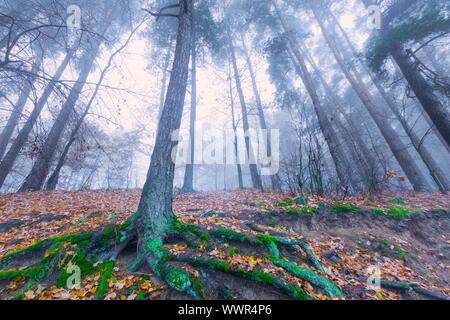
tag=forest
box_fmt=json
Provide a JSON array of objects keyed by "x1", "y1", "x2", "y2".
[{"x1": 0, "y1": 0, "x2": 449, "y2": 303}]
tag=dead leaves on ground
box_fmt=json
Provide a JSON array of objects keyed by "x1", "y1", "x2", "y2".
[{"x1": 0, "y1": 189, "x2": 448, "y2": 300}]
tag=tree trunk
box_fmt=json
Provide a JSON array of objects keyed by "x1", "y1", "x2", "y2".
[
  {"x1": 157, "y1": 47, "x2": 172, "y2": 125},
  {"x1": 19, "y1": 11, "x2": 114, "y2": 192},
  {"x1": 134, "y1": 0, "x2": 193, "y2": 255},
  {"x1": 360, "y1": 0, "x2": 450, "y2": 148},
  {"x1": 181, "y1": 19, "x2": 196, "y2": 193},
  {"x1": 327, "y1": 8, "x2": 448, "y2": 192},
  {"x1": 312, "y1": 3, "x2": 433, "y2": 192},
  {"x1": 228, "y1": 61, "x2": 244, "y2": 189},
  {"x1": 227, "y1": 27, "x2": 263, "y2": 190},
  {"x1": 0, "y1": 51, "x2": 43, "y2": 160},
  {"x1": 272, "y1": 0, "x2": 353, "y2": 190},
  {"x1": 240, "y1": 34, "x2": 282, "y2": 190},
  {"x1": 45, "y1": 20, "x2": 141, "y2": 191},
  {"x1": 0, "y1": 49, "x2": 74, "y2": 188},
  {"x1": 301, "y1": 44, "x2": 370, "y2": 189},
  {"x1": 390, "y1": 44, "x2": 450, "y2": 147}
]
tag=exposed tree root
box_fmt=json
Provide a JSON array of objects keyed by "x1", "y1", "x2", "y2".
[
  {"x1": 0, "y1": 217, "x2": 343, "y2": 300},
  {"x1": 358, "y1": 278, "x2": 449, "y2": 300}
]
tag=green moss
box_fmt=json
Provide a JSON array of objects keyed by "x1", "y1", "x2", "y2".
[
  {"x1": 133, "y1": 292, "x2": 146, "y2": 300},
  {"x1": 210, "y1": 228, "x2": 253, "y2": 244},
  {"x1": 0, "y1": 268, "x2": 42, "y2": 281},
  {"x1": 164, "y1": 266, "x2": 191, "y2": 292},
  {"x1": 274, "y1": 198, "x2": 293, "y2": 207},
  {"x1": 295, "y1": 196, "x2": 309, "y2": 206},
  {"x1": 387, "y1": 206, "x2": 410, "y2": 219},
  {"x1": 255, "y1": 234, "x2": 276, "y2": 245},
  {"x1": 229, "y1": 246, "x2": 239, "y2": 257},
  {"x1": 1, "y1": 232, "x2": 93, "y2": 265},
  {"x1": 394, "y1": 247, "x2": 407, "y2": 259},
  {"x1": 332, "y1": 203, "x2": 359, "y2": 213},
  {"x1": 189, "y1": 275, "x2": 205, "y2": 299},
  {"x1": 181, "y1": 257, "x2": 309, "y2": 300},
  {"x1": 271, "y1": 257, "x2": 343, "y2": 298},
  {"x1": 370, "y1": 208, "x2": 386, "y2": 216},
  {"x1": 56, "y1": 251, "x2": 99, "y2": 289},
  {"x1": 94, "y1": 261, "x2": 114, "y2": 300},
  {"x1": 389, "y1": 197, "x2": 405, "y2": 205}
]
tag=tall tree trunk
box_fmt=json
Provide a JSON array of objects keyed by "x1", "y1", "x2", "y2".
[
  {"x1": 0, "y1": 51, "x2": 43, "y2": 160},
  {"x1": 45, "y1": 20, "x2": 142, "y2": 191},
  {"x1": 0, "y1": 49, "x2": 74, "y2": 188},
  {"x1": 181, "y1": 19, "x2": 196, "y2": 193},
  {"x1": 227, "y1": 27, "x2": 263, "y2": 190},
  {"x1": 312, "y1": 3, "x2": 433, "y2": 192},
  {"x1": 134, "y1": 0, "x2": 193, "y2": 261},
  {"x1": 327, "y1": 8, "x2": 448, "y2": 192},
  {"x1": 19, "y1": 12, "x2": 114, "y2": 192},
  {"x1": 157, "y1": 47, "x2": 172, "y2": 125},
  {"x1": 228, "y1": 61, "x2": 244, "y2": 189},
  {"x1": 240, "y1": 34, "x2": 282, "y2": 190},
  {"x1": 360, "y1": 0, "x2": 450, "y2": 147},
  {"x1": 272, "y1": 0, "x2": 353, "y2": 190},
  {"x1": 302, "y1": 47, "x2": 369, "y2": 189}
]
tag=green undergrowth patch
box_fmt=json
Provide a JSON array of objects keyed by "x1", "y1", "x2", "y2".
[
  {"x1": 331, "y1": 203, "x2": 360, "y2": 213},
  {"x1": 274, "y1": 198, "x2": 293, "y2": 207},
  {"x1": 386, "y1": 206, "x2": 421, "y2": 219}
]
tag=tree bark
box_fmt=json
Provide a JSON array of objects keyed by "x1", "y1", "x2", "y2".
[
  {"x1": 181, "y1": 19, "x2": 196, "y2": 193},
  {"x1": 228, "y1": 61, "x2": 244, "y2": 189},
  {"x1": 240, "y1": 34, "x2": 282, "y2": 190},
  {"x1": 311, "y1": 3, "x2": 433, "y2": 192},
  {"x1": 327, "y1": 8, "x2": 448, "y2": 192},
  {"x1": 0, "y1": 50, "x2": 43, "y2": 160},
  {"x1": 360, "y1": 0, "x2": 450, "y2": 148},
  {"x1": 227, "y1": 27, "x2": 263, "y2": 190},
  {"x1": 272, "y1": 0, "x2": 353, "y2": 190},
  {"x1": 135, "y1": 0, "x2": 193, "y2": 251},
  {"x1": 0, "y1": 49, "x2": 74, "y2": 188},
  {"x1": 19, "y1": 11, "x2": 115, "y2": 192},
  {"x1": 45, "y1": 20, "x2": 143, "y2": 191}
]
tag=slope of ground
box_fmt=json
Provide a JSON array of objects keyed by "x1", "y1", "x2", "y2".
[{"x1": 0, "y1": 189, "x2": 448, "y2": 300}]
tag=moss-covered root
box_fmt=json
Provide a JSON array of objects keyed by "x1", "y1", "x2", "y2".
[
  {"x1": 175, "y1": 256, "x2": 310, "y2": 300},
  {"x1": 275, "y1": 238, "x2": 325, "y2": 273},
  {"x1": 94, "y1": 261, "x2": 115, "y2": 300},
  {"x1": 208, "y1": 226, "x2": 325, "y2": 273},
  {"x1": 379, "y1": 280, "x2": 449, "y2": 301},
  {"x1": 271, "y1": 258, "x2": 343, "y2": 298},
  {"x1": 144, "y1": 238, "x2": 203, "y2": 299}
]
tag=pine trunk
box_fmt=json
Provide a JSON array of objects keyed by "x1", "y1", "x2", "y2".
[
  {"x1": 240, "y1": 35, "x2": 282, "y2": 190},
  {"x1": 0, "y1": 51, "x2": 43, "y2": 160},
  {"x1": 312, "y1": 4, "x2": 433, "y2": 192},
  {"x1": 135, "y1": 0, "x2": 193, "y2": 248},
  {"x1": 227, "y1": 27, "x2": 263, "y2": 190},
  {"x1": 0, "y1": 49, "x2": 74, "y2": 188},
  {"x1": 181, "y1": 21, "x2": 196, "y2": 193},
  {"x1": 273, "y1": 0, "x2": 353, "y2": 189}
]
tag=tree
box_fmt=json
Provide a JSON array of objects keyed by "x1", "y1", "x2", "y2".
[
  {"x1": 310, "y1": 0, "x2": 434, "y2": 192},
  {"x1": 128, "y1": 0, "x2": 196, "y2": 292},
  {"x1": 227, "y1": 26, "x2": 263, "y2": 190},
  {"x1": 271, "y1": 0, "x2": 355, "y2": 191},
  {"x1": 363, "y1": 0, "x2": 450, "y2": 147},
  {"x1": 0, "y1": 48, "x2": 75, "y2": 188},
  {"x1": 0, "y1": 47, "x2": 43, "y2": 160},
  {"x1": 19, "y1": 6, "x2": 117, "y2": 192},
  {"x1": 240, "y1": 34, "x2": 282, "y2": 190}
]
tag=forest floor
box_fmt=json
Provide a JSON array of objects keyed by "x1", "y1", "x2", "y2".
[{"x1": 0, "y1": 189, "x2": 448, "y2": 300}]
